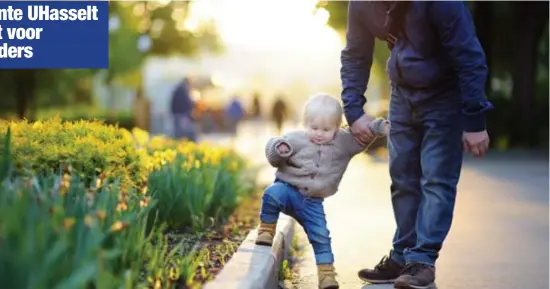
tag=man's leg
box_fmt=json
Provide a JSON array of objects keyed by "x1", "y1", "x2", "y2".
[
  {"x1": 389, "y1": 118, "x2": 423, "y2": 265},
  {"x1": 395, "y1": 92, "x2": 463, "y2": 289},
  {"x1": 358, "y1": 89, "x2": 422, "y2": 284}
]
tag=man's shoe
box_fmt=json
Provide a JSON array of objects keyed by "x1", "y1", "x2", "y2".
[
  {"x1": 394, "y1": 263, "x2": 436, "y2": 289},
  {"x1": 255, "y1": 222, "x2": 276, "y2": 246},
  {"x1": 357, "y1": 254, "x2": 404, "y2": 284},
  {"x1": 318, "y1": 264, "x2": 339, "y2": 289}
]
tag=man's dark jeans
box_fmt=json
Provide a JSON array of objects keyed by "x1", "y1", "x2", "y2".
[{"x1": 388, "y1": 86, "x2": 463, "y2": 266}]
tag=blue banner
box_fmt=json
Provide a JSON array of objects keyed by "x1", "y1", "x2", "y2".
[{"x1": 0, "y1": 1, "x2": 108, "y2": 69}]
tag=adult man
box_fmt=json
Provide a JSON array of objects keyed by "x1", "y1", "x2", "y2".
[{"x1": 340, "y1": 1, "x2": 493, "y2": 289}]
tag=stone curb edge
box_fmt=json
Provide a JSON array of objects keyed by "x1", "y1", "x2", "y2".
[{"x1": 203, "y1": 214, "x2": 296, "y2": 289}]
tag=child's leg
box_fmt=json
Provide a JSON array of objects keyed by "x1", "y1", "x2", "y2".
[
  {"x1": 256, "y1": 182, "x2": 292, "y2": 246},
  {"x1": 296, "y1": 197, "x2": 338, "y2": 289}
]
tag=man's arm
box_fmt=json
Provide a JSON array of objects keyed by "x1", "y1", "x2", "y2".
[
  {"x1": 340, "y1": 1, "x2": 375, "y2": 126},
  {"x1": 429, "y1": 1, "x2": 493, "y2": 132}
]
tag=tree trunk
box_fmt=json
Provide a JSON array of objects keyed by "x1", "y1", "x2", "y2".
[
  {"x1": 14, "y1": 70, "x2": 36, "y2": 120},
  {"x1": 473, "y1": 2, "x2": 493, "y2": 95},
  {"x1": 510, "y1": 2, "x2": 548, "y2": 147}
]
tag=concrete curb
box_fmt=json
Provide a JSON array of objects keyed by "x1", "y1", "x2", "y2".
[{"x1": 203, "y1": 214, "x2": 296, "y2": 289}]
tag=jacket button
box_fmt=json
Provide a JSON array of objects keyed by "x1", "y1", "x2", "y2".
[
  {"x1": 305, "y1": 187, "x2": 309, "y2": 191},
  {"x1": 310, "y1": 175, "x2": 314, "y2": 179},
  {"x1": 316, "y1": 164, "x2": 320, "y2": 168}
]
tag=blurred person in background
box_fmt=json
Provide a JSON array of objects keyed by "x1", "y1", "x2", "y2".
[
  {"x1": 170, "y1": 77, "x2": 197, "y2": 142},
  {"x1": 271, "y1": 94, "x2": 288, "y2": 135},
  {"x1": 250, "y1": 92, "x2": 262, "y2": 119},
  {"x1": 133, "y1": 86, "x2": 151, "y2": 131},
  {"x1": 225, "y1": 95, "x2": 245, "y2": 135}
]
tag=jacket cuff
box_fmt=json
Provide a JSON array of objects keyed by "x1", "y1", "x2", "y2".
[
  {"x1": 463, "y1": 113, "x2": 486, "y2": 132},
  {"x1": 344, "y1": 109, "x2": 364, "y2": 127},
  {"x1": 273, "y1": 138, "x2": 293, "y2": 158}
]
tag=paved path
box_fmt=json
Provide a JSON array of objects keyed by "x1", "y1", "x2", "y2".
[
  {"x1": 201, "y1": 122, "x2": 549, "y2": 289},
  {"x1": 292, "y1": 152, "x2": 549, "y2": 289}
]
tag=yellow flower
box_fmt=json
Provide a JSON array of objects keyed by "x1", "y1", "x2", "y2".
[
  {"x1": 84, "y1": 215, "x2": 94, "y2": 227},
  {"x1": 110, "y1": 221, "x2": 128, "y2": 232},
  {"x1": 147, "y1": 276, "x2": 163, "y2": 289},
  {"x1": 168, "y1": 266, "x2": 180, "y2": 281},
  {"x1": 63, "y1": 217, "x2": 76, "y2": 230},
  {"x1": 194, "y1": 160, "x2": 201, "y2": 169},
  {"x1": 96, "y1": 210, "x2": 106, "y2": 221},
  {"x1": 116, "y1": 202, "x2": 128, "y2": 212},
  {"x1": 229, "y1": 161, "x2": 239, "y2": 171},
  {"x1": 140, "y1": 196, "x2": 151, "y2": 208},
  {"x1": 154, "y1": 279, "x2": 162, "y2": 289}
]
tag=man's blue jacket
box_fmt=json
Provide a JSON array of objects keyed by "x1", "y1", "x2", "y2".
[{"x1": 340, "y1": 1, "x2": 493, "y2": 132}]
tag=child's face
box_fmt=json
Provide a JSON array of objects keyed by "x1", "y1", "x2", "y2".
[{"x1": 306, "y1": 117, "x2": 338, "y2": 145}]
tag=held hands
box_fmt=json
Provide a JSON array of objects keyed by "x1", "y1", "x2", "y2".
[
  {"x1": 350, "y1": 114, "x2": 375, "y2": 147},
  {"x1": 463, "y1": 130, "x2": 490, "y2": 158},
  {"x1": 276, "y1": 143, "x2": 291, "y2": 155}
]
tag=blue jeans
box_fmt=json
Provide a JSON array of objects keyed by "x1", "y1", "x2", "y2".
[
  {"x1": 388, "y1": 86, "x2": 463, "y2": 266},
  {"x1": 260, "y1": 181, "x2": 334, "y2": 265}
]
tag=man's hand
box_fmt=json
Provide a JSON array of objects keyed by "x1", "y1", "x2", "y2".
[
  {"x1": 350, "y1": 114, "x2": 375, "y2": 146},
  {"x1": 277, "y1": 143, "x2": 290, "y2": 155},
  {"x1": 463, "y1": 130, "x2": 490, "y2": 157}
]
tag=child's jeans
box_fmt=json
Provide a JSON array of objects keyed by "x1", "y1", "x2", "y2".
[{"x1": 260, "y1": 180, "x2": 334, "y2": 265}]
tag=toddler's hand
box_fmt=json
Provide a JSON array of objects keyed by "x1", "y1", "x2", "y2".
[
  {"x1": 368, "y1": 118, "x2": 390, "y2": 137},
  {"x1": 277, "y1": 143, "x2": 290, "y2": 154}
]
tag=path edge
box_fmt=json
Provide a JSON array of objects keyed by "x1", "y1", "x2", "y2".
[{"x1": 203, "y1": 214, "x2": 296, "y2": 289}]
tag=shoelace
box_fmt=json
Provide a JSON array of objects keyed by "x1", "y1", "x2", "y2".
[{"x1": 374, "y1": 255, "x2": 391, "y2": 271}]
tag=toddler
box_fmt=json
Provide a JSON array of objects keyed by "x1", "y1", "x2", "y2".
[{"x1": 255, "y1": 93, "x2": 389, "y2": 289}]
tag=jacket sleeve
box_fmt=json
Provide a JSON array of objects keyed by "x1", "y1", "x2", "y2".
[
  {"x1": 340, "y1": 119, "x2": 390, "y2": 156},
  {"x1": 340, "y1": 1, "x2": 375, "y2": 127},
  {"x1": 265, "y1": 136, "x2": 294, "y2": 167},
  {"x1": 429, "y1": 1, "x2": 494, "y2": 132},
  {"x1": 338, "y1": 129, "x2": 366, "y2": 156}
]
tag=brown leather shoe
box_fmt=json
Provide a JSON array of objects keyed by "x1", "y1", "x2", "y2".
[
  {"x1": 394, "y1": 263, "x2": 436, "y2": 289},
  {"x1": 255, "y1": 222, "x2": 276, "y2": 246},
  {"x1": 318, "y1": 264, "x2": 339, "y2": 289}
]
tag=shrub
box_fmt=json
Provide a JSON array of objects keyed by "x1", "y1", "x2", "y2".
[{"x1": 0, "y1": 117, "x2": 149, "y2": 189}]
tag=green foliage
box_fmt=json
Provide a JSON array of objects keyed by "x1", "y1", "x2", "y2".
[
  {"x1": 0, "y1": 118, "x2": 255, "y2": 288},
  {"x1": 148, "y1": 152, "x2": 253, "y2": 232},
  {"x1": 0, "y1": 173, "x2": 208, "y2": 289}
]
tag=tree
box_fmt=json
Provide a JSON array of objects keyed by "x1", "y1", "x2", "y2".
[{"x1": 509, "y1": 2, "x2": 548, "y2": 146}]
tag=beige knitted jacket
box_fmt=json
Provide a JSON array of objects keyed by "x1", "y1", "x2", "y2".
[{"x1": 264, "y1": 124, "x2": 384, "y2": 198}]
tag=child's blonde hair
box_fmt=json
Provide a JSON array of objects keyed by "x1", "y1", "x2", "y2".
[{"x1": 302, "y1": 93, "x2": 343, "y2": 127}]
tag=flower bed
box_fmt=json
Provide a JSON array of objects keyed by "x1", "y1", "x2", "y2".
[{"x1": 0, "y1": 118, "x2": 255, "y2": 289}]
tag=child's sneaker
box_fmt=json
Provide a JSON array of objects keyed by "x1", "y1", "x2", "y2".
[
  {"x1": 318, "y1": 264, "x2": 339, "y2": 289},
  {"x1": 255, "y1": 222, "x2": 276, "y2": 246}
]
